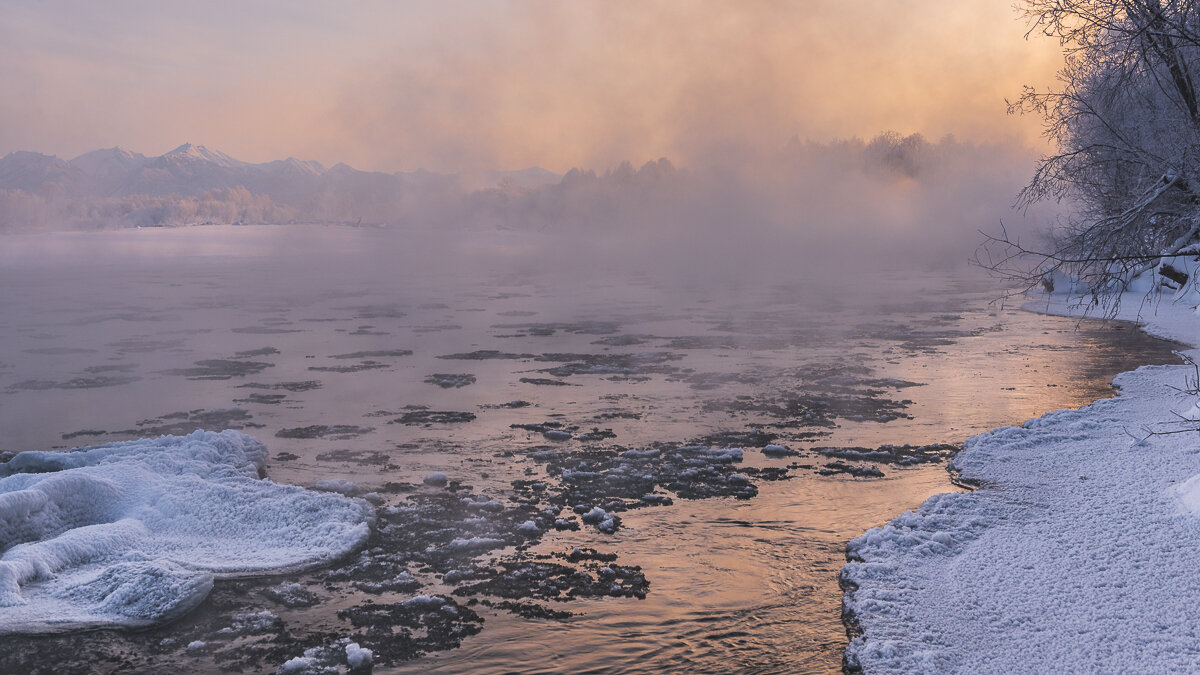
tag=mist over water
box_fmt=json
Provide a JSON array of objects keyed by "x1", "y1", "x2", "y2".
[
  {"x1": 0, "y1": 224, "x2": 1176, "y2": 673},
  {"x1": 2, "y1": 132, "x2": 1057, "y2": 299}
]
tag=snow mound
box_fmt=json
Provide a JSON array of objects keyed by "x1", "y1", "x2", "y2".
[{"x1": 0, "y1": 430, "x2": 373, "y2": 634}]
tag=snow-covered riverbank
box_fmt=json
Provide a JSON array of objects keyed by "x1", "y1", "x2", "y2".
[{"x1": 842, "y1": 280, "x2": 1200, "y2": 672}]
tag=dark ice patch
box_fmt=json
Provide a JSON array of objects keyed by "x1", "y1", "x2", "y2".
[
  {"x1": 308, "y1": 361, "x2": 390, "y2": 373},
  {"x1": 83, "y1": 364, "x2": 137, "y2": 374},
  {"x1": 480, "y1": 400, "x2": 532, "y2": 409},
  {"x1": 260, "y1": 583, "x2": 320, "y2": 608},
  {"x1": 61, "y1": 429, "x2": 108, "y2": 440},
  {"x1": 23, "y1": 347, "x2": 97, "y2": 355},
  {"x1": 492, "y1": 321, "x2": 621, "y2": 337},
  {"x1": 330, "y1": 350, "x2": 413, "y2": 359},
  {"x1": 232, "y1": 347, "x2": 279, "y2": 358},
  {"x1": 424, "y1": 373, "x2": 476, "y2": 389},
  {"x1": 519, "y1": 377, "x2": 576, "y2": 387},
  {"x1": 160, "y1": 359, "x2": 273, "y2": 380},
  {"x1": 238, "y1": 380, "x2": 322, "y2": 392},
  {"x1": 590, "y1": 334, "x2": 656, "y2": 346},
  {"x1": 817, "y1": 461, "x2": 885, "y2": 478},
  {"x1": 391, "y1": 410, "x2": 477, "y2": 425},
  {"x1": 231, "y1": 326, "x2": 303, "y2": 335},
  {"x1": 705, "y1": 389, "x2": 912, "y2": 427},
  {"x1": 533, "y1": 352, "x2": 683, "y2": 378},
  {"x1": 123, "y1": 408, "x2": 260, "y2": 437},
  {"x1": 10, "y1": 375, "x2": 141, "y2": 391},
  {"x1": 437, "y1": 350, "x2": 534, "y2": 360},
  {"x1": 234, "y1": 393, "x2": 288, "y2": 405},
  {"x1": 815, "y1": 443, "x2": 958, "y2": 465},
  {"x1": 275, "y1": 425, "x2": 374, "y2": 440},
  {"x1": 346, "y1": 304, "x2": 407, "y2": 319},
  {"x1": 336, "y1": 596, "x2": 483, "y2": 662},
  {"x1": 454, "y1": 559, "x2": 648, "y2": 602},
  {"x1": 315, "y1": 449, "x2": 394, "y2": 466}
]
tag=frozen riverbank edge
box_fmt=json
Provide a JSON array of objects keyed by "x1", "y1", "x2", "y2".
[{"x1": 841, "y1": 283, "x2": 1200, "y2": 673}]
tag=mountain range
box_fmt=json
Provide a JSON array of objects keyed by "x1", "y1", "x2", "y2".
[
  {"x1": 0, "y1": 143, "x2": 560, "y2": 201},
  {"x1": 0, "y1": 144, "x2": 563, "y2": 229}
]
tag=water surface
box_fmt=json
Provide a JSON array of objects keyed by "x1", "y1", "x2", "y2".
[{"x1": 0, "y1": 226, "x2": 1179, "y2": 673}]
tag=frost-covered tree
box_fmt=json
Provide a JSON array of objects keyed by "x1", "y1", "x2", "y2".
[{"x1": 984, "y1": 0, "x2": 1200, "y2": 307}]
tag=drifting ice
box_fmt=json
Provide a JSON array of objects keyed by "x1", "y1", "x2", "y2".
[{"x1": 0, "y1": 430, "x2": 373, "y2": 634}]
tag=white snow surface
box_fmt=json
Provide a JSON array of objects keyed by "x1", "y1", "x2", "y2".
[
  {"x1": 843, "y1": 272, "x2": 1200, "y2": 672},
  {"x1": 0, "y1": 430, "x2": 373, "y2": 634}
]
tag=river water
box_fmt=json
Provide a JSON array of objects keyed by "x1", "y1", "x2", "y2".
[{"x1": 0, "y1": 225, "x2": 1180, "y2": 674}]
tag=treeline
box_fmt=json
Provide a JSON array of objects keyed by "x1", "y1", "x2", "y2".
[
  {"x1": 0, "y1": 133, "x2": 1033, "y2": 258},
  {"x1": 0, "y1": 187, "x2": 291, "y2": 229}
]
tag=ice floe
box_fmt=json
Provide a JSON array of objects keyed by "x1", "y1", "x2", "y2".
[{"x1": 0, "y1": 430, "x2": 373, "y2": 634}]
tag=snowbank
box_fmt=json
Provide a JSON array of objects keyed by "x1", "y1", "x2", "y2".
[
  {"x1": 0, "y1": 430, "x2": 373, "y2": 634},
  {"x1": 843, "y1": 272, "x2": 1200, "y2": 672}
]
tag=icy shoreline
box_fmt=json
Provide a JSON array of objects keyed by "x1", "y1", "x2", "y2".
[{"x1": 842, "y1": 286, "x2": 1200, "y2": 672}]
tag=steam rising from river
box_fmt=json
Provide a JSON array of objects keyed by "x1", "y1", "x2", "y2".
[
  {"x1": 451, "y1": 134, "x2": 1051, "y2": 281},
  {"x1": 2, "y1": 132, "x2": 1056, "y2": 297}
]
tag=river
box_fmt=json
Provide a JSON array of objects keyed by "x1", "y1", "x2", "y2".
[{"x1": 0, "y1": 225, "x2": 1179, "y2": 674}]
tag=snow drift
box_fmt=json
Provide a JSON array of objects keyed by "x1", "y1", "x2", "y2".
[
  {"x1": 0, "y1": 430, "x2": 373, "y2": 634},
  {"x1": 841, "y1": 267, "x2": 1200, "y2": 672}
]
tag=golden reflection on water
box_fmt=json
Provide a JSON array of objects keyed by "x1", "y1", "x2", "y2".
[
  {"x1": 879, "y1": 319, "x2": 1181, "y2": 448},
  {"x1": 419, "y1": 316, "x2": 1181, "y2": 675}
]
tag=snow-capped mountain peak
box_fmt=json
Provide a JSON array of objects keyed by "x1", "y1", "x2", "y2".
[
  {"x1": 260, "y1": 157, "x2": 326, "y2": 176},
  {"x1": 71, "y1": 147, "x2": 148, "y2": 175},
  {"x1": 161, "y1": 143, "x2": 247, "y2": 169}
]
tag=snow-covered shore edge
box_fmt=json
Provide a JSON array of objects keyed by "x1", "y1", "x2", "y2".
[{"x1": 841, "y1": 280, "x2": 1200, "y2": 673}]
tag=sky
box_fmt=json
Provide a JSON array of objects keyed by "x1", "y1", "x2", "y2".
[{"x1": 0, "y1": 1, "x2": 1063, "y2": 173}]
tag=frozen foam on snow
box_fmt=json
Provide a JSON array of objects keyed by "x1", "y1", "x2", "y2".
[
  {"x1": 276, "y1": 637, "x2": 372, "y2": 674},
  {"x1": 277, "y1": 654, "x2": 319, "y2": 674},
  {"x1": 761, "y1": 444, "x2": 793, "y2": 457},
  {"x1": 0, "y1": 430, "x2": 373, "y2": 634},
  {"x1": 345, "y1": 642, "x2": 372, "y2": 668},
  {"x1": 312, "y1": 479, "x2": 364, "y2": 497}
]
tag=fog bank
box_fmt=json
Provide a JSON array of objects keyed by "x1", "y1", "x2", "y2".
[{"x1": 0, "y1": 133, "x2": 1052, "y2": 283}]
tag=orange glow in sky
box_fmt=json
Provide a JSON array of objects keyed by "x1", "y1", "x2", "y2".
[{"x1": 0, "y1": 1, "x2": 1063, "y2": 172}]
